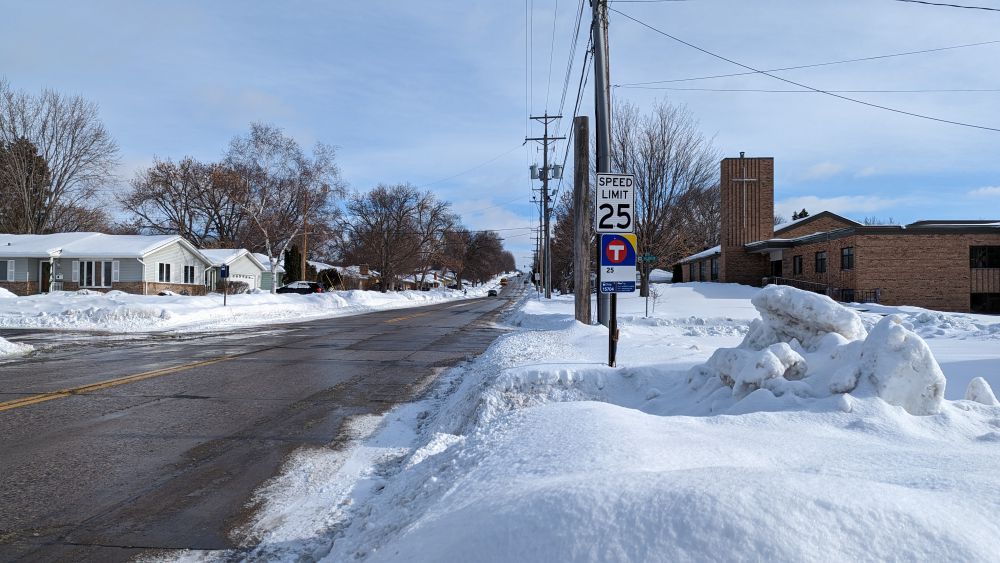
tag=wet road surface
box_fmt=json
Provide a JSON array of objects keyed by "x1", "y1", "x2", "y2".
[{"x1": 0, "y1": 289, "x2": 518, "y2": 562}]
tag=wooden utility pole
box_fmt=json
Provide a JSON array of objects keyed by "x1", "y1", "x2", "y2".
[
  {"x1": 301, "y1": 193, "x2": 308, "y2": 282},
  {"x1": 573, "y1": 116, "x2": 591, "y2": 324},
  {"x1": 593, "y1": 0, "x2": 612, "y2": 326}
]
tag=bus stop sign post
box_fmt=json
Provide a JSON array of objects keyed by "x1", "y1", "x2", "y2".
[{"x1": 599, "y1": 232, "x2": 637, "y2": 366}]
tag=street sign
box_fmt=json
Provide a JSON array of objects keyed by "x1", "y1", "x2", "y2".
[
  {"x1": 599, "y1": 233, "x2": 637, "y2": 294},
  {"x1": 640, "y1": 254, "x2": 657, "y2": 262},
  {"x1": 220, "y1": 265, "x2": 230, "y2": 279},
  {"x1": 595, "y1": 173, "x2": 636, "y2": 233}
]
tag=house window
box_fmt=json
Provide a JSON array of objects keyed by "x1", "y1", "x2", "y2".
[
  {"x1": 970, "y1": 246, "x2": 1000, "y2": 268},
  {"x1": 689, "y1": 263, "x2": 695, "y2": 281},
  {"x1": 158, "y1": 263, "x2": 171, "y2": 283},
  {"x1": 183, "y1": 265, "x2": 196, "y2": 284},
  {"x1": 815, "y1": 251, "x2": 827, "y2": 274},
  {"x1": 711, "y1": 258, "x2": 719, "y2": 281},
  {"x1": 792, "y1": 255, "x2": 803, "y2": 275},
  {"x1": 78, "y1": 260, "x2": 113, "y2": 288},
  {"x1": 841, "y1": 247, "x2": 854, "y2": 270},
  {"x1": 698, "y1": 261, "x2": 705, "y2": 281},
  {"x1": 0, "y1": 260, "x2": 9, "y2": 281}
]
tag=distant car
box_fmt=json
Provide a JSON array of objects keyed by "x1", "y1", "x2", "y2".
[
  {"x1": 487, "y1": 289, "x2": 498, "y2": 297},
  {"x1": 276, "y1": 281, "x2": 325, "y2": 294}
]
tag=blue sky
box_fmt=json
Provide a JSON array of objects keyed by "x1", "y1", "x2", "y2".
[{"x1": 2, "y1": 1, "x2": 999, "y2": 268}]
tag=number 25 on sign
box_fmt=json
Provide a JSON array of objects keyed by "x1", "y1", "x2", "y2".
[{"x1": 595, "y1": 173, "x2": 635, "y2": 233}]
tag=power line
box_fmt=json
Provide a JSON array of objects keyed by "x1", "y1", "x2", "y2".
[
  {"x1": 545, "y1": 0, "x2": 561, "y2": 111},
  {"x1": 417, "y1": 144, "x2": 524, "y2": 189},
  {"x1": 616, "y1": 39, "x2": 1000, "y2": 87},
  {"x1": 619, "y1": 86, "x2": 1000, "y2": 93},
  {"x1": 611, "y1": 7, "x2": 1000, "y2": 132},
  {"x1": 557, "y1": 0, "x2": 588, "y2": 117},
  {"x1": 893, "y1": 0, "x2": 1000, "y2": 11},
  {"x1": 553, "y1": 34, "x2": 593, "y2": 202}
]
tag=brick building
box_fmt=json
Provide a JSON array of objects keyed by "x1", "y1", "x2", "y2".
[{"x1": 675, "y1": 155, "x2": 1000, "y2": 314}]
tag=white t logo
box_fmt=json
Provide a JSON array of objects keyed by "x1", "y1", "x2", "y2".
[{"x1": 608, "y1": 242, "x2": 625, "y2": 262}]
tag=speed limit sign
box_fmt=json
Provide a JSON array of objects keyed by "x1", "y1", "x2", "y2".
[{"x1": 595, "y1": 173, "x2": 635, "y2": 233}]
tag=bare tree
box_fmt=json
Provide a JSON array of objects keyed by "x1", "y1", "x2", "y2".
[
  {"x1": 774, "y1": 214, "x2": 788, "y2": 226},
  {"x1": 120, "y1": 157, "x2": 218, "y2": 245},
  {"x1": 611, "y1": 99, "x2": 719, "y2": 296},
  {"x1": 863, "y1": 216, "x2": 897, "y2": 226},
  {"x1": 339, "y1": 184, "x2": 424, "y2": 291},
  {"x1": 0, "y1": 80, "x2": 118, "y2": 233},
  {"x1": 224, "y1": 123, "x2": 343, "y2": 292}
]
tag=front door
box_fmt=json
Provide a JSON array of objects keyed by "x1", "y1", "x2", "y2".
[
  {"x1": 770, "y1": 260, "x2": 783, "y2": 277},
  {"x1": 40, "y1": 262, "x2": 51, "y2": 293}
]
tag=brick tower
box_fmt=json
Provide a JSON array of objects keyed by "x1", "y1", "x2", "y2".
[{"x1": 719, "y1": 154, "x2": 774, "y2": 285}]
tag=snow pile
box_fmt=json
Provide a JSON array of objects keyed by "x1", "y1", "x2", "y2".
[
  {"x1": 0, "y1": 287, "x2": 17, "y2": 298},
  {"x1": 690, "y1": 285, "x2": 946, "y2": 415},
  {"x1": 965, "y1": 377, "x2": 999, "y2": 406},
  {"x1": 0, "y1": 335, "x2": 32, "y2": 358}
]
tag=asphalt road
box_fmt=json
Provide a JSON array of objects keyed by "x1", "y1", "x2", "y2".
[{"x1": 0, "y1": 284, "x2": 522, "y2": 562}]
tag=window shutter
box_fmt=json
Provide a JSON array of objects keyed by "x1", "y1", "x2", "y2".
[
  {"x1": 71, "y1": 261, "x2": 80, "y2": 282},
  {"x1": 6, "y1": 260, "x2": 15, "y2": 281},
  {"x1": 112, "y1": 261, "x2": 120, "y2": 282}
]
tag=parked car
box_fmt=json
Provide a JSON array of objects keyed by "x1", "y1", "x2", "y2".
[
  {"x1": 276, "y1": 281, "x2": 325, "y2": 294},
  {"x1": 487, "y1": 289, "x2": 498, "y2": 296}
]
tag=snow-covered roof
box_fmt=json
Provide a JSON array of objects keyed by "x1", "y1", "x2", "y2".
[
  {"x1": 0, "y1": 232, "x2": 202, "y2": 259},
  {"x1": 200, "y1": 248, "x2": 247, "y2": 265},
  {"x1": 200, "y1": 248, "x2": 267, "y2": 271},
  {"x1": 678, "y1": 245, "x2": 720, "y2": 264},
  {"x1": 252, "y1": 253, "x2": 286, "y2": 273}
]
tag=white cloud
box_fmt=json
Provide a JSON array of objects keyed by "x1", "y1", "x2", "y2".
[
  {"x1": 800, "y1": 162, "x2": 842, "y2": 181},
  {"x1": 855, "y1": 166, "x2": 878, "y2": 178},
  {"x1": 776, "y1": 195, "x2": 906, "y2": 219},
  {"x1": 967, "y1": 186, "x2": 1000, "y2": 197}
]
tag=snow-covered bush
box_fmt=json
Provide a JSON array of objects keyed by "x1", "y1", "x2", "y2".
[{"x1": 689, "y1": 285, "x2": 947, "y2": 415}]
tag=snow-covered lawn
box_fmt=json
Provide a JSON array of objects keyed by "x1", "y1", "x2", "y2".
[{"x1": 189, "y1": 282, "x2": 1000, "y2": 563}]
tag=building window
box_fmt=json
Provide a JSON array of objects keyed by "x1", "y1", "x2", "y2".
[
  {"x1": 689, "y1": 263, "x2": 695, "y2": 281},
  {"x1": 0, "y1": 260, "x2": 9, "y2": 281},
  {"x1": 970, "y1": 246, "x2": 1000, "y2": 268},
  {"x1": 815, "y1": 251, "x2": 827, "y2": 274},
  {"x1": 183, "y1": 265, "x2": 196, "y2": 284},
  {"x1": 158, "y1": 263, "x2": 171, "y2": 283},
  {"x1": 971, "y1": 293, "x2": 1000, "y2": 314},
  {"x1": 698, "y1": 261, "x2": 705, "y2": 281},
  {"x1": 841, "y1": 247, "x2": 854, "y2": 270},
  {"x1": 78, "y1": 260, "x2": 113, "y2": 288},
  {"x1": 792, "y1": 255, "x2": 803, "y2": 275},
  {"x1": 711, "y1": 258, "x2": 719, "y2": 281}
]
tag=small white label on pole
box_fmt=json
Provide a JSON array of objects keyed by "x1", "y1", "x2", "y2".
[{"x1": 595, "y1": 173, "x2": 636, "y2": 233}]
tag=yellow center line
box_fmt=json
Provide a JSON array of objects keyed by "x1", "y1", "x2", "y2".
[
  {"x1": 0, "y1": 352, "x2": 249, "y2": 413},
  {"x1": 385, "y1": 311, "x2": 431, "y2": 324}
]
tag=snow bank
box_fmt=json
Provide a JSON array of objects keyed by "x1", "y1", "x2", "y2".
[
  {"x1": 691, "y1": 285, "x2": 946, "y2": 415},
  {"x1": 0, "y1": 335, "x2": 32, "y2": 358},
  {"x1": 965, "y1": 377, "x2": 999, "y2": 406},
  {"x1": 0, "y1": 287, "x2": 17, "y2": 298},
  {"x1": 213, "y1": 282, "x2": 1000, "y2": 563},
  {"x1": 0, "y1": 284, "x2": 502, "y2": 333}
]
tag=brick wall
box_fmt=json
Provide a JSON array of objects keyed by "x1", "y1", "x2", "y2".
[
  {"x1": 720, "y1": 156, "x2": 774, "y2": 286},
  {"x1": 780, "y1": 235, "x2": 859, "y2": 290},
  {"x1": 144, "y1": 282, "x2": 207, "y2": 296},
  {"x1": 0, "y1": 281, "x2": 32, "y2": 296},
  {"x1": 777, "y1": 215, "x2": 856, "y2": 239}
]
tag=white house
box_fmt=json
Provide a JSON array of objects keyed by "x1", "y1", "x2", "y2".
[
  {"x1": 0, "y1": 233, "x2": 212, "y2": 296},
  {"x1": 200, "y1": 249, "x2": 268, "y2": 292}
]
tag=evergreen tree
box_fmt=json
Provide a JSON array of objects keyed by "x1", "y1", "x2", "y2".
[
  {"x1": 283, "y1": 244, "x2": 302, "y2": 282},
  {"x1": 799, "y1": 208, "x2": 810, "y2": 218}
]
